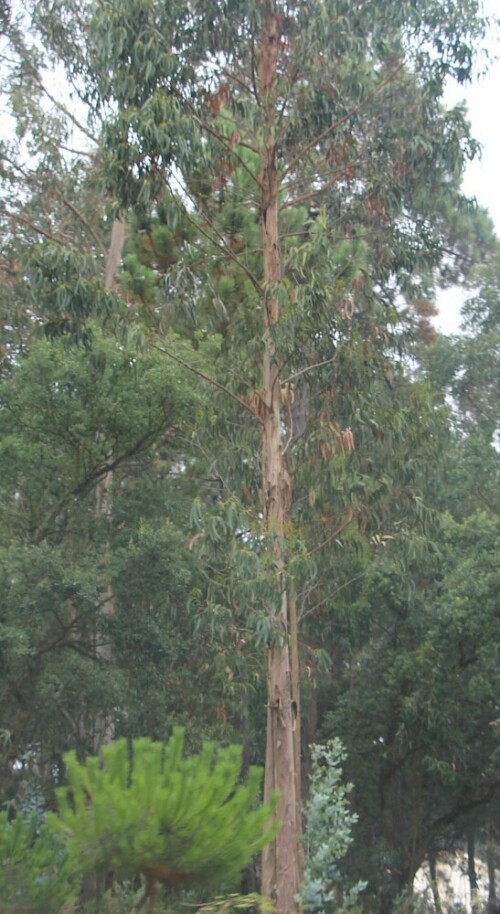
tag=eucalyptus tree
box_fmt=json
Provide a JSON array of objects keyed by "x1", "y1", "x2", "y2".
[
  {"x1": 15, "y1": 1, "x2": 487, "y2": 910},
  {"x1": 1, "y1": 1, "x2": 491, "y2": 910}
]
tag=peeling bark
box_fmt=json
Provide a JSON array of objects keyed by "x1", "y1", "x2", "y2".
[
  {"x1": 82, "y1": 219, "x2": 126, "y2": 906},
  {"x1": 259, "y1": 9, "x2": 300, "y2": 913},
  {"x1": 104, "y1": 217, "x2": 126, "y2": 291},
  {"x1": 93, "y1": 217, "x2": 126, "y2": 751}
]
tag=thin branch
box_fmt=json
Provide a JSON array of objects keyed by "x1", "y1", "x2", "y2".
[
  {"x1": 222, "y1": 68, "x2": 257, "y2": 99},
  {"x1": 298, "y1": 570, "x2": 371, "y2": 622},
  {"x1": 282, "y1": 354, "x2": 339, "y2": 385},
  {"x1": 193, "y1": 115, "x2": 261, "y2": 172},
  {"x1": 152, "y1": 343, "x2": 263, "y2": 424},
  {"x1": 4, "y1": 154, "x2": 107, "y2": 254},
  {"x1": 307, "y1": 505, "x2": 354, "y2": 557},
  {"x1": 283, "y1": 66, "x2": 403, "y2": 179},
  {"x1": 60, "y1": 705, "x2": 80, "y2": 735},
  {"x1": 58, "y1": 143, "x2": 94, "y2": 159},
  {"x1": 250, "y1": 32, "x2": 261, "y2": 106},
  {"x1": 31, "y1": 71, "x2": 98, "y2": 144},
  {"x1": 275, "y1": 62, "x2": 302, "y2": 131},
  {"x1": 280, "y1": 167, "x2": 356, "y2": 210},
  {"x1": 281, "y1": 396, "x2": 295, "y2": 457},
  {"x1": 191, "y1": 210, "x2": 263, "y2": 295},
  {"x1": 432, "y1": 784, "x2": 500, "y2": 833},
  {"x1": 14, "y1": 213, "x2": 69, "y2": 247},
  {"x1": 32, "y1": 428, "x2": 169, "y2": 544},
  {"x1": 62, "y1": 198, "x2": 107, "y2": 255}
]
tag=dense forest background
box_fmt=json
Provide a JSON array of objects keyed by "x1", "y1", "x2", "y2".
[{"x1": 0, "y1": 1, "x2": 499, "y2": 912}]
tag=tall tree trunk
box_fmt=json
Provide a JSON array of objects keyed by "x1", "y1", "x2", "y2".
[
  {"x1": 259, "y1": 9, "x2": 300, "y2": 914},
  {"x1": 487, "y1": 819, "x2": 497, "y2": 909},
  {"x1": 93, "y1": 457, "x2": 116, "y2": 750},
  {"x1": 467, "y1": 828, "x2": 480, "y2": 914},
  {"x1": 81, "y1": 217, "x2": 126, "y2": 905},
  {"x1": 104, "y1": 217, "x2": 126, "y2": 290},
  {"x1": 93, "y1": 217, "x2": 126, "y2": 751},
  {"x1": 428, "y1": 850, "x2": 442, "y2": 914},
  {"x1": 289, "y1": 587, "x2": 302, "y2": 831}
]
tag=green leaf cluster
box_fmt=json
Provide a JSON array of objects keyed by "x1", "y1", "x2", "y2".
[{"x1": 298, "y1": 741, "x2": 366, "y2": 914}]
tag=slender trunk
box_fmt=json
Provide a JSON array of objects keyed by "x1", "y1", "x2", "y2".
[
  {"x1": 289, "y1": 587, "x2": 302, "y2": 830},
  {"x1": 259, "y1": 10, "x2": 300, "y2": 914},
  {"x1": 104, "y1": 217, "x2": 126, "y2": 290},
  {"x1": 81, "y1": 218, "x2": 126, "y2": 905},
  {"x1": 93, "y1": 217, "x2": 126, "y2": 751},
  {"x1": 428, "y1": 850, "x2": 442, "y2": 914},
  {"x1": 93, "y1": 459, "x2": 116, "y2": 749},
  {"x1": 487, "y1": 819, "x2": 497, "y2": 908},
  {"x1": 467, "y1": 829, "x2": 480, "y2": 914}
]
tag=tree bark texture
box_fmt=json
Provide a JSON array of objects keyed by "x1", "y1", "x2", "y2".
[
  {"x1": 259, "y1": 10, "x2": 300, "y2": 914},
  {"x1": 487, "y1": 819, "x2": 497, "y2": 907},
  {"x1": 104, "y1": 217, "x2": 126, "y2": 291},
  {"x1": 81, "y1": 218, "x2": 126, "y2": 905},
  {"x1": 468, "y1": 829, "x2": 481, "y2": 914},
  {"x1": 428, "y1": 850, "x2": 442, "y2": 914},
  {"x1": 93, "y1": 217, "x2": 126, "y2": 753}
]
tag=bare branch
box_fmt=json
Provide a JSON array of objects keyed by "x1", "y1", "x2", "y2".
[
  {"x1": 282, "y1": 354, "x2": 339, "y2": 385},
  {"x1": 14, "y1": 213, "x2": 70, "y2": 247},
  {"x1": 222, "y1": 68, "x2": 258, "y2": 99},
  {"x1": 31, "y1": 71, "x2": 98, "y2": 145},
  {"x1": 281, "y1": 165, "x2": 361, "y2": 210},
  {"x1": 193, "y1": 114, "x2": 261, "y2": 175},
  {"x1": 298, "y1": 570, "x2": 370, "y2": 622}
]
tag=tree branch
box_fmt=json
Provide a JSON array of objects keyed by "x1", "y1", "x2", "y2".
[
  {"x1": 30, "y1": 70, "x2": 98, "y2": 144},
  {"x1": 280, "y1": 169, "x2": 346, "y2": 210},
  {"x1": 32, "y1": 427, "x2": 171, "y2": 544},
  {"x1": 282, "y1": 353, "x2": 339, "y2": 385},
  {"x1": 63, "y1": 198, "x2": 107, "y2": 255},
  {"x1": 14, "y1": 213, "x2": 69, "y2": 247},
  {"x1": 193, "y1": 115, "x2": 262, "y2": 178},
  {"x1": 152, "y1": 343, "x2": 263, "y2": 424},
  {"x1": 307, "y1": 505, "x2": 354, "y2": 557},
  {"x1": 222, "y1": 67, "x2": 258, "y2": 100},
  {"x1": 283, "y1": 66, "x2": 403, "y2": 179}
]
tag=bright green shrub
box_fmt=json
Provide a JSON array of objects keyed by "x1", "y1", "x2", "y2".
[
  {"x1": 0, "y1": 811, "x2": 76, "y2": 914},
  {"x1": 50, "y1": 727, "x2": 278, "y2": 897}
]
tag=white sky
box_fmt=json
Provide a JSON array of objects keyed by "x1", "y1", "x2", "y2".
[{"x1": 436, "y1": 0, "x2": 500, "y2": 333}]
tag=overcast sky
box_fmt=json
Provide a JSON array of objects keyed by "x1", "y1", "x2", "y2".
[
  {"x1": 436, "y1": 1, "x2": 500, "y2": 332},
  {"x1": 456, "y1": 0, "x2": 500, "y2": 228}
]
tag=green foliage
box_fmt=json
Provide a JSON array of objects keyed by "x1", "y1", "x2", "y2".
[
  {"x1": 28, "y1": 246, "x2": 119, "y2": 345},
  {"x1": 0, "y1": 331, "x2": 208, "y2": 790},
  {"x1": 50, "y1": 727, "x2": 279, "y2": 890},
  {"x1": 0, "y1": 811, "x2": 76, "y2": 914},
  {"x1": 298, "y1": 741, "x2": 365, "y2": 914}
]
